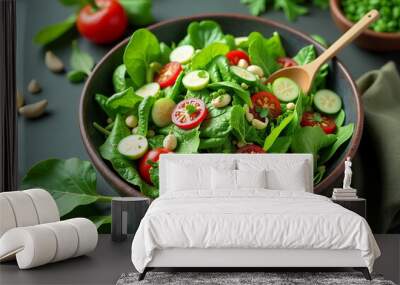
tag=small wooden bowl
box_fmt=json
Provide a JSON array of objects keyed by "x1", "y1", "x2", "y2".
[{"x1": 330, "y1": 0, "x2": 400, "y2": 51}]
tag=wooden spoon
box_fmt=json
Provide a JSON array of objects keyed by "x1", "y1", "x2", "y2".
[{"x1": 267, "y1": 10, "x2": 380, "y2": 94}]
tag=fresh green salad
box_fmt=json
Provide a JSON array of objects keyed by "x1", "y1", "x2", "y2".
[{"x1": 94, "y1": 20, "x2": 354, "y2": 198}]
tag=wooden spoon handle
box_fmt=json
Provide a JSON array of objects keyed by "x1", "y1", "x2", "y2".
[{"x1": 309, "y1": 10, "x2": 379, "y2": 72}]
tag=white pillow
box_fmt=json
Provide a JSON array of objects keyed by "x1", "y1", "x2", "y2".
[
  {"x1": 211, "y1": 168, "x2": 236, "y2": 190},
  {"x1": 167, "y1": 160, "x2": 235, "y2": 192},
  {"x1": 236, "y1": 169, "x2": 267, "y2": 189},
  {"x1": 266, "y1": 162, "x2": 308, "y2": 192}
]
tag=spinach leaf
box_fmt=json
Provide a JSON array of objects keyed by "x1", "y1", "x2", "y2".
[
  {"x1": 70, "y1": 40, "x2": 94, "y2": 75},
  {"x1": 201, "y1": 107, "x2": 232, "y2": 138},
  {"x1": 199, "y1": 137, "x2": 227, "y2": 150},
  {"x1": 112, "y1": 64, "x2": 134, "y2": 93},
  {"x1": 34, "y1": 14, "x2": 76, "y2": 45},
  {"x1": 313, "y1": 165, "x2": 326, "y2": 184},
  {"x1": 187, "y1": 20, "x2": 225, "y2": 49},
  {"x1": 159, "y1": 42, "x2": 172, "y2": 65},
  {"x1": 148, "y1": 160, "x2": 159, "y2": 188},
  {"x1": 137, "y1": 95, "x2": 156, "y2": 136},
  {"x1": 95, "y1": 94, "x2": 114, "y2": 118},
  {"x1": 21, "y1": 158, "x2": 112, "y2": 217},
  {"x1": 173, "y1": 126, "x2": 201, "y2": 154},
  {"x1": 264, "y1": 113, "x2": 294, "y2": 151},
  {"x1": 245, "y1": 124, "x2": 265, "y2": 146},
  {"x1": 319, "y1": 123, "x2": 354, "y2": 164},
  {"x1": 286, "y1": 92, "x2": 310, "y2": 134},
  {"x1": 208, "y1": 61, "x2": 222, "y2": 83},
  {"x1": 124, "y1": 29, "x2": 160, "y2": 88},
  {"x1": 248, "y1": 36, "x2": 280, "y2": 77},
  {"x1": 208, "y1": 81, "x2": 252, "y2": 107},
  {"x1": 119, "y1": 0, "x2": 154, "y2": 26},
  {"x1": 265, "y1": 32, "x2": 286, "y2": 58},
  {"x1": 241, "y1": 0, "x2": 266, "y2": 15},
  {"x1": 269, "y1": 136, "x2": 292, "y2": 153},
  {"x1": 313, "y1": 63, "x2": 329, "y2": 91},
  {"x1": 334, "y1": 109, "x2": 346, "y2": 127},
  {"x1": 106, "y1": 87, "x2": 143, "y2": 115},
  {"x1": 291, "y1": 126, "x2": 336, "y2": 166},
  {"x1": 293, "y1": 45, "x2": 316, "y2": 65},
  {"x1": 99, "y1": 114, "x2": 159, "y2": 198},
  {"x1": 67, "y1": 70, "x2": 87, "y2": 84},
  {"x1": 148, "y1": 135, "x2": 165, "y2": 149},
  {"x1": 274, "y1": 0, "x2": 308, "y2": 21},
  {"x1": 311, "y1": 34, "x2": 329, "y2": 47},
  {"x1": 191, "y1": 43, "x2": 230, "y2": 70},
  {"x1": 220, "y1": 34, "x2": 236, "y2": 50},
  {"x1": 230, "y1": 105, "x2": 246, "y2": 143}
]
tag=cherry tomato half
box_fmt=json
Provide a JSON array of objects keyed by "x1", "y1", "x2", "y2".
[
  {"x1": 77, "y1": 0, "x2": 128, "y2": 44},
  {"x1": 171, "y1": 98, "x2": 208, "y2": 129},
  {"x1": 277, "y1": 57, "x2": 298, "y2": 68},
  {"x1": 236, "y1": 144, "x2": 266, "y2": 154},
  {"x1": 301, "y1": 112, "x2": 337, "y2": 134},
  {"x1": 139, "y1": 148, "x2": 171, "y2": 185},
  {"x1": 154, "y1": 62, "x2": 183, "y2": 88},
  {"x1": 250, "y1": 91, "x2": 282, "y2": 119},
  {"x1": 226, "y1": 50, "x2": 250, "y2": 65}
]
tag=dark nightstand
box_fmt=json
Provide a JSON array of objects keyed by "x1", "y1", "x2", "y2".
[{"x1": 331, "y1": 198, "x2": 366, "y2": 219}]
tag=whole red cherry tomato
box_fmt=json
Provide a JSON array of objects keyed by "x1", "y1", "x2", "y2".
[
  {"x1": 226, "y1": 50, "x2": 250, "y2": 65},
  {"x1": 139, "y1": 148, "x2": 171, "y2": 185},
  {"x1": 77, "y1": 0, "x2": 128, "y2": 44}
]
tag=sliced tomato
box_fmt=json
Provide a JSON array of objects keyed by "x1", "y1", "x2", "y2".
[
  {"x1": 226, "y1": 50, "x2": 250, "y2": 65},
  {"x1": 301, "y1": 112, "x2": 336, "y2": 134},
  {"x1": 236, "y1": 144, "x2": 265, "y2": 154},
  {"x1": 171, "y1": 98, "x2": 208, "y2": 129},
  {"x1": 139, "y1": 148, "x2": 171, "y2": 185},
  {"x1": 277, "y1": 57, "x2": 298, "y2": 68},
  {"x1": 250, "y1": 91, "x2": 282, "y2": 119},
  {"x1": 154, "y1": 62, "x2": 182, "y2": 88}
]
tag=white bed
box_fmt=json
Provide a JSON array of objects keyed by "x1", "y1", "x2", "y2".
[{"x1": 131, "y1": 154, "x2": 380, "y2": 280}]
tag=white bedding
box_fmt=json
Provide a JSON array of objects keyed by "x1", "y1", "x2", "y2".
[{"x1": 131, "y1": 190, "x2": 380, "y2": 273}]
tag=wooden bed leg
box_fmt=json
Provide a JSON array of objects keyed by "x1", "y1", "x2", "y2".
[
  {"x1": 354, "y1": 267, "x2": 371, "y2": 280},
  {"x1": 138, "y1": 268, "x2": 148, "y2": 281}
]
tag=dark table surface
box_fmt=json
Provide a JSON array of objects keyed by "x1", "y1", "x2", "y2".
[
  {"x1": 16, "y1": 0, "x2": 400, "y2": 198},
  {"x1": 1, "y1": 235, "x2": 399, "y2": 285}
]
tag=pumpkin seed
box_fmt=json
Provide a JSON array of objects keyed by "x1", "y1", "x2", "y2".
[
  {"x1": 27, "y1": 79, "x2": 42, "y2": 94},
  {"x1": 45, "y1": 51, "x2": 64, "y2": 73},
  {"x1": 19, "y1": 99, "x2": 48, "y2": 119}
]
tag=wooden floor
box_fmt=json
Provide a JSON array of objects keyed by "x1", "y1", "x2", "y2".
[{"x1": 0, "y1": 234, "x2": 398, "y2": 285}]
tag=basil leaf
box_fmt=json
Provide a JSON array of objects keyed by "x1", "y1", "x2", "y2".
[
  {"x1": 293, "y1": 45, "x2": 316, "y2": 65},
  {"x1": 34, "y1": 14, "x2": 76, "y2": 45},
  {"x1": 123, "y1": 29, "x2": 160, "y2": 88},
  {"x1": 67, "y1": 70, "x2": 87, "y2": 83},
  {"x1": 191, "y1": 43, "x2": 230, "y2": 70},
  {"x1": 241, "y1": 0, "x2": 266, "y2": 16},
  {"x1": 70, "y1": 40, "x2": 94, "y2": 75},
  {"x1": 119, "y1": 0, "x2": 154, "y2": 26},
  {"x1": 186, "y1": 20, "x2": 225, "y2": 49},
  {"x1": 319, "y1": 123, "x2": 354, "y2": 164},
  {"x1": 21, "y1": 158, "x2": 112, "y2": 217}
]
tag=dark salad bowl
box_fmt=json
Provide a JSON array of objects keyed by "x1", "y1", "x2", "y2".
[{"x1": 79, "y1": 14, "x2": 363, "y2": 196}]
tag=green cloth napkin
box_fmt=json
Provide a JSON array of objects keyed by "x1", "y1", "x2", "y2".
[{"x1": 353, "y1": 61, "x2": 400, "y2": 233}]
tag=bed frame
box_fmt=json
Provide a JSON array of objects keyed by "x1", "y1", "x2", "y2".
[{"x1": 139, "y1": 154, "x2": 372, "y2": 281}]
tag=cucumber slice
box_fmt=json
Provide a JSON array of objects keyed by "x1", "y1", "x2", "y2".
[
  {"x1": 234, "y1": 37, "x2": 248, "y2": 46},
  {"x1": 182, "y1": 70, "x2": 209, "y2": 91},
  {"x1": 314, "y1": 89, "x2": 342, "y2": 114},
  {"x1": 117, "y1": 135, "x2": 148, "y2": 159},
  {"x1": 136, "y1": 82, "x2": 160, "y2": 98},
  {"x1": 169, "y1": 45, "x2": 195, "y2": 64},
  {"x1": 272, "y1": 77, "x2": 300, "y2": 102},
  {"x1": 230, "y1": 66, "x2": 257, "y2": 85}
]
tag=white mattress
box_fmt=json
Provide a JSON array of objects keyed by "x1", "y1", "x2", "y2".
[{"x1": 131, "y1": 190, "x2": 380, "y2": 273}]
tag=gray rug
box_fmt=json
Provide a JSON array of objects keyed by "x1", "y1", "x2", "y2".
[{"x1": 117, "y1": 272, "x2": 396, "y2": 285}]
